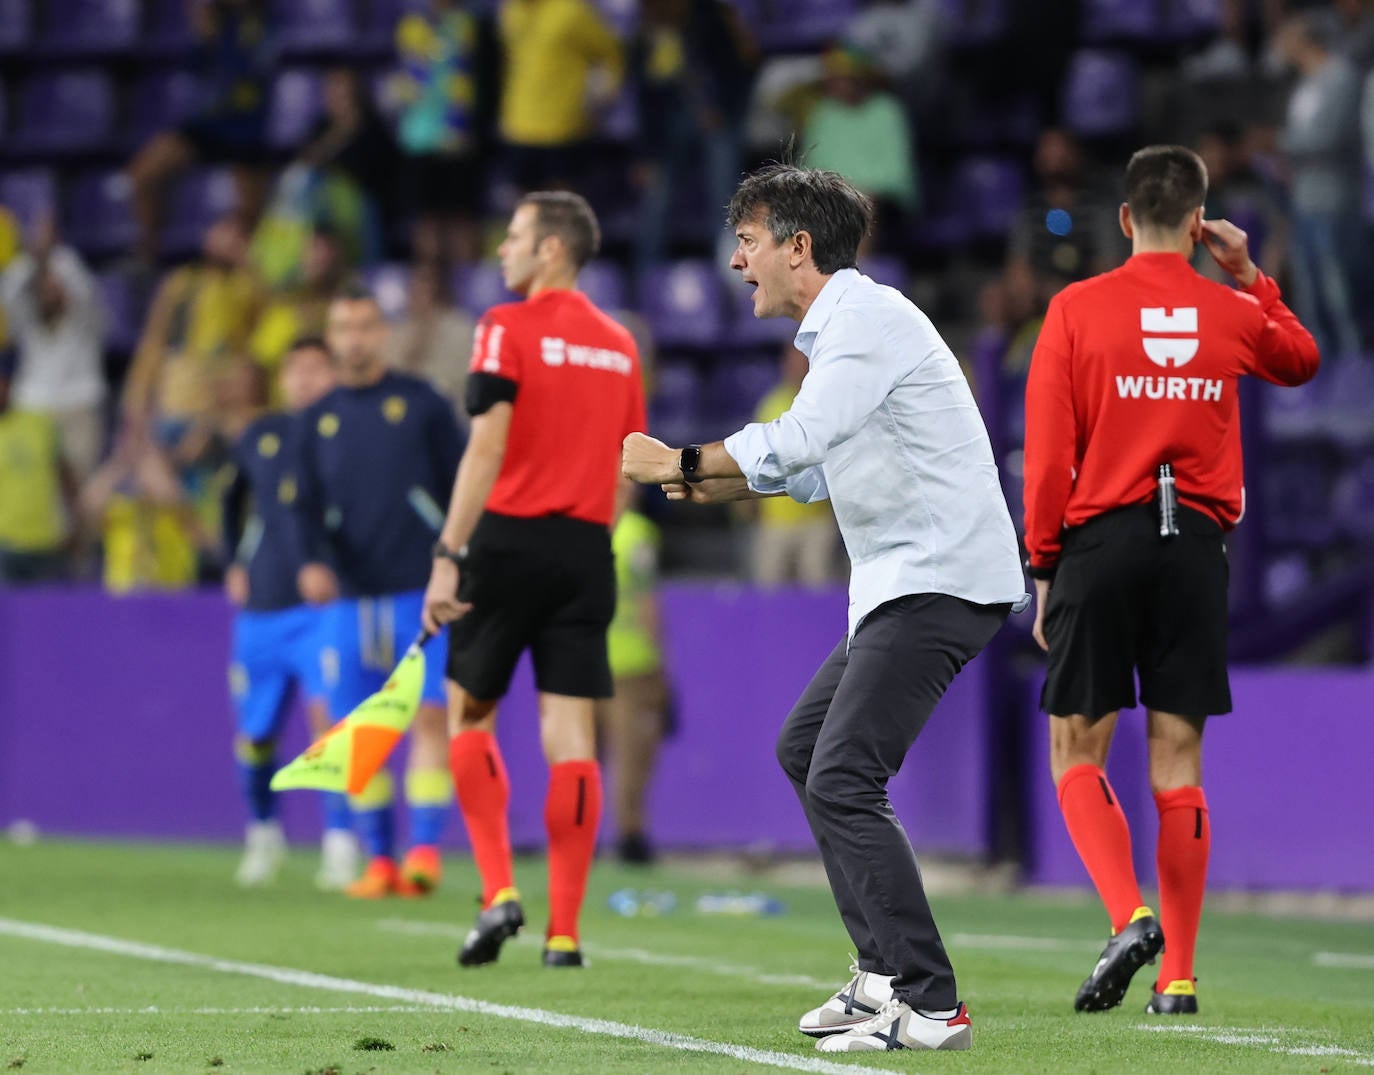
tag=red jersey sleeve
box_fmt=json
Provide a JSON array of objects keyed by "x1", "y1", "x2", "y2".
[
  {"x1": 470, "y1": 310, "x2": 523, "y2": 383},
  {"x1": 1237, "y1": 270, "x2": 1321, "y2": 387},
  {"x1": 1023, "y1": 294, "x2": 1077, "y2": 576}
]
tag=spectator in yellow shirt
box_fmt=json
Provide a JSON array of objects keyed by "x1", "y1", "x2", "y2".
[
  {"x1": 80, "y1": 418, "x2": 203, "y2": 594},
  {"x1": 122, "y1": 215, "x2": 262, "y2": 440},
  {"x1": 746, "y1": 345, "x2": 840, "y2": 587},
  {"x1": 498, "y1": 0, "x2": 624, "y2": 190},
  {"x1": 0, "y1": 369, "x2": 78, "y2": 584}
]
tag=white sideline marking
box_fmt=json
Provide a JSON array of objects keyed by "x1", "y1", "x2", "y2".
[
  {"x1": 1315, "y1": 951, "x2": 1374, "y2": 969},
  {"x1": 2, "y1": 1006, "x2": 436, "y2": 1015},
  {"x1": 1137, "y1": 1024, "x2": 1374, "y2": 1067},
  {"x1": 0, "y1": 918, "x2": 885, "y2": 1075},
  {"x1": 377, "y1": 918, "x2": 832, "y2": 988}
]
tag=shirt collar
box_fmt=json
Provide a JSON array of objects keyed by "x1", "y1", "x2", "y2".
[{"x1": 794, "y1": 267, "x2": 861, "y2": 357}]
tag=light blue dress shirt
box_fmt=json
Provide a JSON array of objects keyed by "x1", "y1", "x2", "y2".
[{"x1": 725, "y1": 268, "x2": 1029, "y2": 637}]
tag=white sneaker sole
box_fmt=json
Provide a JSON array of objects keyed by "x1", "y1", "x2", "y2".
[
  {"x1": 798, "y1": 1015, "x2": 874, "y2": 1038},
  {"x1": 817, "y1": 1024, "x2": 972, "y2": 1052}
]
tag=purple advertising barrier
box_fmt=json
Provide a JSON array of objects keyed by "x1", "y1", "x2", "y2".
[
  {"x1": 1023, "y1": 670, "x2": 1374, "y2": 891},
  {"x1": 0, "y1": 586, "x2": 994, "y2": 856}
]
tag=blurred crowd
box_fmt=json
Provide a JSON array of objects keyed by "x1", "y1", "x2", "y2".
[{"x1": 2, "y1": 0, "x2": 1373, "y2": 602}]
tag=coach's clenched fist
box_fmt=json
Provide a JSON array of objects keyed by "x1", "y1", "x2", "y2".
[{"x1": 621, "y1": 432, "x2": 682, "y2": 485}]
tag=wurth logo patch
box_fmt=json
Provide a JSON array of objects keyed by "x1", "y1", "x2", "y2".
[
  {"x1": 1120, "y1": 306, "x2": 1222, "y2": 401},
  {"x1": 1141, "y1": 307, "x2": 1198, "y2": 368}
]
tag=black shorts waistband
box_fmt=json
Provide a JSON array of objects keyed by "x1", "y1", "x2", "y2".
[
  {"x1": 471, "y1": 511, "x2": 611, "y2": 555},
  {"x1": 1066, "y1": 502, "x2": 1222, "y2": 545}
]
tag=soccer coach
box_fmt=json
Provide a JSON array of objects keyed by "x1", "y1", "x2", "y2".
[
  {"x1": 623, "y1": 164, "x2": 1028, "y2": 1054},
  {"x1": 1023, "y1": 145, "x2": 1319, "y2": 1017}
]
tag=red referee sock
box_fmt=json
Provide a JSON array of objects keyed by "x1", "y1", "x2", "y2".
[
  {"x1": 1155, "y1": 785, "x2": 1210, "y2": 988},
  {"x1": 545, "y1": 760, "x2": 602, "y2": 944},
  {"x1": 448, "y1": 730, "x2": 514, "y2": 908},
  {"x1": 1057, "y1": 764, "x2": 1144, "y2": 933}
]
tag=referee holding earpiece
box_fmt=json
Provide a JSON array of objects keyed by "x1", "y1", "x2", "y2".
[
  {"x1": 623, "y1": 163, "x2": 1027, "y2": 1054},
  {"x1": 1023, "y1": 145, "x2": 1319, "y2": 1018}
]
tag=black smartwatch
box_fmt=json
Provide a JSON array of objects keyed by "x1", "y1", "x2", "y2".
[
  {"x1": 432, "y1": 540, "x2": 467, "y2": 565},
  {"x1": 679, "y1": 444, "x2": 705, "y2": 484}
]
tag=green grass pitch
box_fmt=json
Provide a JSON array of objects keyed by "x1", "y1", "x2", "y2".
[{"x1": 2, "y1": 840, "x2": 1372, "y2": 1073}]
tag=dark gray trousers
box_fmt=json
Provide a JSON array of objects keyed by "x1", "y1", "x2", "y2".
[{"x1": 775, "y1": 593, "x2": 1009, "y2": 1010}]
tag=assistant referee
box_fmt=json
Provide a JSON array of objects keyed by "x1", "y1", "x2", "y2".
[
  {"x1": 421, "y1": 191, "x2": 646, "y2": 970},
  {"x1": 1023, "y1": 145, "x2": 1319, "y2": 1017}
]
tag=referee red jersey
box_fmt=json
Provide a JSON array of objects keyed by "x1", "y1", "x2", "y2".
[
  {"x1": 470, "y1": 288, "x2": 646, "y2": 528},
  {"x1": 1023, "y1": 252, "x2": 1319, "y2": 575}
]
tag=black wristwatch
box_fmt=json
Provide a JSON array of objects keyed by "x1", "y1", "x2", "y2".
[
  {"x1": 433, "y1": 540, "x2": 467, "y2": 565},
  {"x1": 679, "y1": 444, "x2": 705, "y2": 484}
]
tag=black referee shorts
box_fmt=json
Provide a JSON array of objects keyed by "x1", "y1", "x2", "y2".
[
  {"x1": 446, "y1": 512, "x2": 615, "y2": 702},
  {"x1": 1041, "y1": 504, "x2": 1232, "y2": 721}
]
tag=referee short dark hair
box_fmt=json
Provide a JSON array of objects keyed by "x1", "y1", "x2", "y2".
[
  {"x1": 1125, "y1": 146, "x2": 1209, "y2": 232},
  {"x1": 727, "y1": 164, "x2": 873, "y2": 275},
  {"x1": 520, "y1": 191, "x2": 601, "y2": 269}
]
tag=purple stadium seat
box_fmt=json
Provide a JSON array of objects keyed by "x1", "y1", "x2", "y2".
[
  {"x1": 0, "y1": 168, "x2": 57, "y2": 229},
  {"x1": 267, "y1": 69, "x2": 325, "y2": 151},
  {"x1": 936, "y1": 0, "x2": 1008, "y2": 46},
  {"x1": 363, "y1": 262, "x2": 410, "y2": 320},
  {"x1": 955, "y1": 156, "x2": 1025, "y2": 238},
  {"x1": 647, "y1": 362, "x2": 703, "y2": 446},
  {"x1": 142, "y1": 0, "x2": 193, "y2": 54},
  {"x1": 753, "y1": 0, "x2": 857, "y2": 51},
  {"x1": 727, "y1": 276, "x2": 794, "y2": 348},
  {"x1": 1082, "y1": 0, "x2": 1162, "y2": 43},
  {"x1": 1165, "y1": 0, "x2": 1223, "y2": 39},
  {"x1": 705, "y1": 358, "x2": 781, "y2": 433},
  {"x1": 38, "y1": 0, "x2": 140, "y2": 54},
  {"x1": 1333, "y1": 457, "x2": 1374, "y2": 541},
  {"x1": 911, "y1": 170, "x2": 973, "y2": 250},
  {"x1": 0, "y1": 0, "x2": 32, "y2": 51},
  {"x1": 98, "y1": 268, "x2": 151, "y2": 354},
  {"x1": 1262, "y1": 377, "x2": 1329, "y2": 442},
  {"x1": 271, "y1": 0, "x2": 357, "y2": 54},
  {"x1": 12, "y1": 69, "x2": 116, "y2": 153},
  {"x1": 162, "y1": 168, "x2": 240, "y2": 257},
  {"x1": 124, "y1": 69, "x2": 199, "y2": 150},
  {"x1": 1262, "y1": 444, "x2": 1341, "y2": 549},
  {"x1": 65, "y1": 169, "x2": 138, "y2": 255},
  {"x1": 637, "y1": 260, "x2": 727, "y2": 349},
  {"x1": 597, "y1": 85, "x2": 638, "y2": 143},
  {"x1": 453, "y1": 261, "x2": 517, "y2": 318},
  {"x1": 858, "y1": 255, "x2": 908, "y2": 292},
  {"x1": 577, "y1": 260, "x2": 628, "y2": 312},
  {"x1": 1062, "y1": 51, "x2": 1140, "y2": 138}
]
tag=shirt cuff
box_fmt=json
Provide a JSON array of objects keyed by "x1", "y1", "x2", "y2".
[
  {"x1": 723, "y1": 425, "x2": 786, "y2": 494},
  {"x1": 1241, "y1": 269, "x2": 1279, "y2": 307},
  {"x1": 785, "y1": 466, "x2": 828, "y2": 504}
]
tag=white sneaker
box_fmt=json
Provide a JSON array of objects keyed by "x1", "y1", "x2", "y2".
[
  {"x1": 798, "y1": 961, "x2": 895, "y2": 1037},
  {"x1": 817, "y1": 999, "x2": 973, "y2": 1052},
  {"x1": 315, "y1": 829, "x2": 360, "y2": 891},
  {"x1": 235, "y1": 820, "x2": 286, "y2": 887}
]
